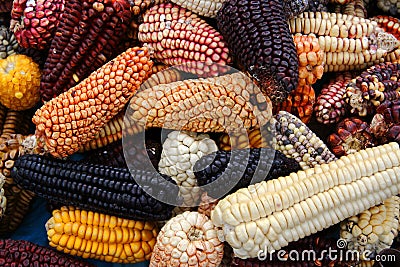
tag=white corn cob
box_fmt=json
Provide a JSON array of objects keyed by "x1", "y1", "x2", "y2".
[
  {"x1": 169, "y1": 0, "x2": 226, "y2": 18},
  {"x1": 211, "y1": 143, "x2": 400, "y2": 259}
]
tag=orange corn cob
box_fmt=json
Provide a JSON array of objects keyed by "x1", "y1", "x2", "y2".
[{"x1": 33, "y1": 47, "x2": 153, "y2": 158}]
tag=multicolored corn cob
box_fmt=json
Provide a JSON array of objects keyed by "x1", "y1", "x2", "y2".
[
  {"x1": 218, "y1": 128, "x2": 269, "y2": 151},
  {"x1": 0, "y1": 0, "x2": 12, "y2": 13},
  {"x1": 138, "y1": 3, "x2": 231, "y2": 76},
  {"x1": 159, "y1": 131, "x2": 217, "y2": 207},
  {"x1": 211, "y1": 143, "x2": 400, "y2": 258},
  {"x1": 150, "y1": 211, "x2": 224, "y2": 267},
  {"x1": 40, "y1": 0, "x2": 133, "y2": 101},
  {"x1": 343, "y1": 62, "x2": 400, "y2": 117},
  {"x1": 371, "y1": 15, "x2": 400, "y2": 64},
  {"x1": 333, "y1": 0, "x2": 368, "y2": 18},
  {"x1": 33, "y1": 47, "x2": 153, "y2": 158},
  {"x1": 0, "y1": 54, "x2": 41, "y2": 110},
  {"x1": 217, "y1": 0, "x2": 299, "y2": 103},
  {"x1": 194, "y1": 148, "x2": 301, "y2": 199},
  {"x1": 306, "y1": 0, "x2": 329, "y2": 12},
  {"x1": 126, "y1": 72, "x2": 272, "y2": 134},
  {"x1": 328, "y1": 117, "x2": 377, "y2": 157},
  {"x1": 273, "y1": 111, "x2": 337, "y2": 169},
  {"x1": 370, "y1": 99, "x2": 400, "y2": 144},
  {"x1": 0, "y1": 26, "x2": 18, "y2": 60},
  {"x1": 273, "y1": 84, "x2": 316, "y2": 124},
  {"x1": 12, "y1": 153, "x2": 180, "y2": 221},
  {"x1": 10, "y1": 0, "x2": 65, "y2": 50},
  {"x1": 314, "y1": 72, "x2": 355, "y2": 124},
  {"x1": 341, "y1": 196, "x2": 400, "y2": 257},
  {"x1": 46, "y1": 206, "x2": 158, "y2": 263},
  {"x1": 0, "y1": 239, "x2": 94, "y2": 266}
]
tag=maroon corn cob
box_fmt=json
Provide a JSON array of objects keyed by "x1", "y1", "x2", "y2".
[
  {"x1": 0, "y1": 0, "x2": 13, "y2": 13},
  {"x1": 0, "y1": 239, "x2": 93, "y2": 266},
  {"x1": 40, "y1": 0, "x2": 133, "y2": 101},
  {"x1": 10, "y1": 0, "x2": 65, "y2": 50},
  {"x1": 371, "y1": 99, "x2": 400, "y2": 144}
]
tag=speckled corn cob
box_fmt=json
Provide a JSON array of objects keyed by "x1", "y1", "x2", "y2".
[
  {"x1": 46, "y1": 206, "x2": 158, "y2": 263},
  {"x1": 314, "y1": 72, "x2": 354, "y2": 124},
  {"x1": 33, "y1": 47, "x2": 153, "y2": 158},
  {"x1": 159, "y1": 131, "x2": 217, "y2": 207},
  {"x1": 217, "y1": 0, "x2": 299, "y2": 103},
  {"x1": 306, "y1": 0, "x2": 329, "y2": 12},
  {"x1": 40, "y1": 0, "x2": 133, "y2": 101},
  {"x1": 371, "y1": 16, "x2": 400, "y2": 64},
  {"x1": 126, "y1": 72, "x2": 272, "y2": 134},
  {"x1": 282, "y1": 0, "x2": 309, "y2": 19},
  {"x1": 328, "y1": 117, "x2": 377, "y2": 157},
  {"x1": 341, "y1": 196, "x2": 400, "y2": 258},
  {"x1": 211, "y1": 143, "x2": 400, "y2": 258},
  {"x1": 138, "y1": 3, "x2": 231, "y2": 75},
  {"x1": 0, "y1": 239, "x2": 94, "y2": 266},
  {"x1": 168, "y1": 0, "x2": 225, "y2": 18},
  {"x1": 343, "y1": 62, "x2": 400, "y2": 117},
  {"x1": 12, "y1": 153, "x2": 180, "y2": 220},
  {"x1": 273, "y1": 111, "x2": 337, "y2": 169},
  {"x1": 10, "y1": 0, "x2": 65, "y2": 50},
  {"x1": 333, "y1": 0, "x2": 368, "y2": 18},
  {"x1": 377, "y1": 0, "x2": 400, "y2": 16},
  {"x1": 0, "y1": 134, "x2": 39, "y2": 236},
  {"x1": 0, "y1": 54, "x2": 41, "y2": 110},
  {"x1": 371, "y1": 99, "x2": 400, "y2": 144},
  {"x1": 273, "y1": 84, "x2": 316, "y2": 124},
  {"x1": 0, "y1": 0, "x2": 12, "y2": 12},
  {"x1": 194, "y1": 148, "x2": 301, "y2": 199},
  {"x1": 218, "y1": 128, "x2": 269, "y2": 151},
  {"x1": 0, "y1": 26, "x2": 18, "y2": 60},
  {"x1": 150, "y1": 211, "x2": 224, "y2": 267}
]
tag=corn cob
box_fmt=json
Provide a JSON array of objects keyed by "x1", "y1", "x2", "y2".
[
  {"x1": 0, "y1": 0, "x2": 12, "y2": 12},
  {"x1": 194, "y1": 148, "x2": 301, "y2": 199},
  {"x1": 127, "y1": 72, "x2": 272, "y2": 134},
  {"x1": 46, "y1": 206, "x2": 158, "y2": 263},
  {"x1": 273, "y1": 111, "x2": 337, "y2": 169},
  {"x1": 306, "y1": 0, "x2": 329, "y2": 12},
  {"x1": 283, "y1": 0, "x2": 310, "y2": 19},
  {"x1": 168, "y1": 0, "x2": 226, "y2": 18},
  {"x1": 370, "y1": 99, "x2": 400, "y2": 144},
  {"x1": 289, "y1": 12, "x2": 399, "y2": 72},
  {"x1": 0, "y1": 134, "x2": 39, "y2": 236},
  {"x1": 273, "y1": 84, "x2": 316, "y2": 124},
  {"x1": 329, "y1": 0, "x2": 353, "y2": 3},
  {"x1": 341, "y1": 196, "x2": 400, "y2": 258},
  {"x1": 140, "y1": 66, "x2": 189, "y2": 90},
  {"x1": 198, "y1": 192, "x2": 219, "y2": 218},
  {"x1": 333, "y1": 0, "x2": 368, "y2": 18},
  {"x1": 0, "y1": 54, "x2": 41, "y2": 111},
  {"x1": 150, "y1": 211, "x2": 224, "y2": 267},
  {"x1": 377, "y1": 0, "x2": 400, "y2": 16},
  {"x1": 371, "y1": 16, "x2": 400, "y2": 64},
  {"x1": 0, "y1": 173, "x2": 5, "y2": 218},
  {"x1": 211, "y1": 142, "x2": 400, "y2": 258},
  {"x1": 0, "y1": 26, "x2": 18, "y2": 60},
  {"x1": 138, "y1": 3, "x2": 231, "y2": 76},
  {"x1": 328, "y1": 117, "x2": 377, "y2": 157},
  {"x1": 159, "y1": 131, "x2": 217, "y2": 207},
  {"x1": 10, "y1": 0, "x2": 65, "y2": 50},
  {"x1": 130, "y1": 0, "x2": 165, "y2": 15},
  {"x1": 40, "y1": 0, "x2": 133, "y2": 101},
  {"x1": 33, "y1": 47, "x2": 153, "y2": 158},
  {"x1": 0, "y1": 239, "x2": 94, "y2": 266},
  {"x1": 218, "y1": 128, "x2": 269, "y2": 151},
  {"x1": 314, "y1": 72, "x2": 354, "y2": 124},
  {"x1": 0, "y1": 104, "x2": 32, "y2": 136},
  {"x1": 12, "y1": 153, "x2": 180, "y2": 220},
  {"x1": 217, "y1": 0, "x2": 298, "y2": 103},
  {"x1": 343, "y1": 62, "x2": 400, "y2": 117}
]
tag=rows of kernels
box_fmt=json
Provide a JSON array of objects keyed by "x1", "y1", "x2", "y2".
[{"x1": 46, "y1": 207, "x2": 158, "y2": 263}]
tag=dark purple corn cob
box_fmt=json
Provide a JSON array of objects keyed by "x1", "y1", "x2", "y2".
[
  {"x1": 194, "y1": 148, "x2": 301, "y2": 199},
  {"x1": 217, "y1": 0, "x2": 299, "y2": 103},
  {"x1": 0, "y1": 239, "x2": 93, "y2": 266},
  {"x1": 40, "y1": 0, "x2": 133, "y2": 101},
  {"x1": 11, "y1": 154, "x2": 181, "y2": 221}
]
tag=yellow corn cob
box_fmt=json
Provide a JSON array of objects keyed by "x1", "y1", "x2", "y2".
[
  {"x1": 211, "y1": 143, "x2": 400, "y2": 259},
  {"x1": 341, "y1": 196, "x2": 400, "y2": 256},
  {"x1": 46, "y1": 206, "x2": 158, "y2": 264},
  {"x1": 127, "y1": 72, "x2": 272, "y2": 134},
  {"x1": 32, "y1": 47, "x2": 153, "y2": 158}
]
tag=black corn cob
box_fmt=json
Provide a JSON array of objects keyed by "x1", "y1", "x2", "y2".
[
  {"x1": 11, "y1": 154, "x2": 181, "y2": 221},
  {"x1": 40, "y1": 0, "x2": 133, "y2": 101},
  {"x1": 217, "y1": 0, "x2": 299, "y2": 103},
  {"x1": 0, "y1": 239, "x2": 93, "y2": 267},
  {"x1": 194, "y1": 148, "x2": 301, "y2": 199}
]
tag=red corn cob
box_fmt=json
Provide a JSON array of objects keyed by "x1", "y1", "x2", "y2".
[
  {"x1": 10, "y1": 0, "x2": 65, "y2": 50},
  {"x1": 40, "y1": 0, "x2": 133, "y2": 101}
]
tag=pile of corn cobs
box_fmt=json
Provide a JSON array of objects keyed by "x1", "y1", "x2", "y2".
[{"x1": 0, "y1": 0, "x2": 400, "y2": 266}]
